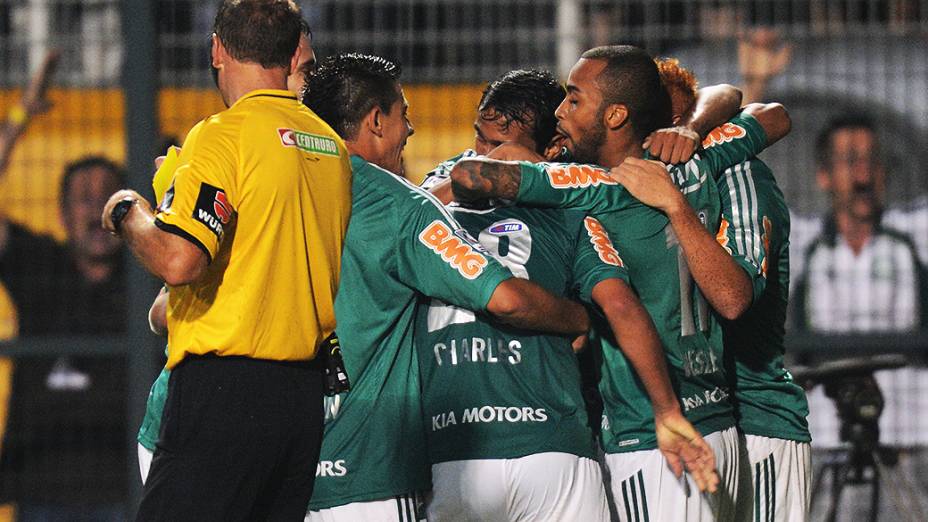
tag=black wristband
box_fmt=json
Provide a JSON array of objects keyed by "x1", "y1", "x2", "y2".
[{"x1": 110, "y1": 197, "x2": 136, "y2": 233}]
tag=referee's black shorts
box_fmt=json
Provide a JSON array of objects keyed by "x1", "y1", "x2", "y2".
[{"x1": 137, "y1": 353, "x2": 325, "y2": 522}]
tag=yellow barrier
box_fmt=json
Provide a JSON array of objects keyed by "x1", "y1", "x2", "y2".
[{"x1": 0, "y1": 85, "x2": 484, "y2": 241}]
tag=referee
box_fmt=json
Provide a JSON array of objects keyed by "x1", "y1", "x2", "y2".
[{"x1": 101, "y1": 1, "x2": 351, "y2": 520}]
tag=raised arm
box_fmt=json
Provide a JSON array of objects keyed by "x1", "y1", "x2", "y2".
[
  {"x1": 646, "y1": 83, "x2": 743, "y2": 164},
  {"x1": 742, "y1": 102, "x2": 791, "y2": 147},
  {"x1": 613, "y1": 158, "x2": 752, "y2": 319}
]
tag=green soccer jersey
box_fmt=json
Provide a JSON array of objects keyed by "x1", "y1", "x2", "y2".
[
  {"x1": 137, "y1": 351, "x2": 169, "y2": 452},
  {"x1": 515, "y1": 113, "x2": 768, "y2": 453},
  {"x1": 308, "y1": 156, "x2": 513, "y2": 510},
  {"x1": 417, "y1": 204, "x2": 628, "y2": 463},
  {"x1": 714, "y1": 158, "x2": 810, "y2": 442}
]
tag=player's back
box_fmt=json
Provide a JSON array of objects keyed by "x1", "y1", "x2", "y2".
[
  {"x1": 417, "y1": 205, "x2": 608, "y2": 463},
  {"x1": 717, "y1": 158, "x2": 809, "y2": 441}
]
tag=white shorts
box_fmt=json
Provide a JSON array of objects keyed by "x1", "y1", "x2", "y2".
[
  {"x1": 428, "y1": 452, "x2": 609, "y2": 522},
  {"x1": 305, "y1": 493, "x2": 424, "y2": 522},
  {"x1": 744, "y1": 434, "x2": 811, "y2": 522},
  {"x1": 138, "y1": 443, "x2": 154, "y2": 484},
  {"x1": 606, "y1": 426, "x2": 749, "y2": 522}
]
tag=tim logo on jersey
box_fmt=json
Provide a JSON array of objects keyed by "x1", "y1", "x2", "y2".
[
  {"x1": 545, "y1": 164, "x2": 617, "y2": 189},
  {"x1": 419, "y1": 220, "x2": 488, "y2": 279},
  {"x1": 702, "y1": 122, "x2": 747, "y2": 149},
  {"x1": 193, "y1": 182, "x2": 233, "y2": 241}
]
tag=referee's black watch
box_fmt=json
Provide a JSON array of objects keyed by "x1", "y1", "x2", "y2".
[{"x1": 110, "y1": 197, "x2": 137, "y2": 234}]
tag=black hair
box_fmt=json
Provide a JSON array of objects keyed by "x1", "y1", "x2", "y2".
[
  {"x1": 302, "y1": 53, "x2": 403, "y2": 140},
  {"x1": 59, "y1": 156, "x2": 124, "y2": 207},
  {"x1": 477, "y1": 69, "x2": 565, "y2": 154},
  {"x1": 213, "y1": 0, "x2": 302, "y2": 69},
  {"x1": 580, "y1": 45, "x2": 673, "y2": 141},
  {"x1": 815, "y1": 113, "x2": 878, "y2": 169}
]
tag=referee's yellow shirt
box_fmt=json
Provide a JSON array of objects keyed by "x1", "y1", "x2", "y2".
[{"x1": 155, "y1": 89, "x2": 351, "y2": 369}]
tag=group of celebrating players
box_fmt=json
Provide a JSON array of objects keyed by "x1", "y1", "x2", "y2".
[{"x1": 128, "y1": 1, "x2": 811, "y2": 521}]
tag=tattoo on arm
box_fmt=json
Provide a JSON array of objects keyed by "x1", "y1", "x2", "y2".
[{"x1": 450, "y1": 159, "x2": 522, "y2": 203}]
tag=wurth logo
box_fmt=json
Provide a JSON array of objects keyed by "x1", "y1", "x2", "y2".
[{"x1": 418, "y1": 220, "x2": 488, "y2": 279}]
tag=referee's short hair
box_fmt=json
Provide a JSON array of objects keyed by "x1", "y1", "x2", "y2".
[
  {"x1": 478, "y1": 69, "x2": 565, "y2": 154},
  {"x1": 213, "y1": 0, "x2": 302, "y2": 69},
  {"x1": 302, "y1": 53, "x2": 403, "y2": 141},
  {"x1": 581, "y1": 45, "x2": 673, "y2": 142}
]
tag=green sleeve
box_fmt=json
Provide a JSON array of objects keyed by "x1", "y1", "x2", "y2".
[
  {"x1": 699, "y1": 112, "x2": 769, "y2": 178},
  {"x1": 571, "y1": 215, "x2": 629, "y2": 304},
  {"x1": 716, "y1": 161, "x2": 770, "y2": 304},
  {"x1": 516, "y1": 161, "x2": 636, "y2": 214},
  {"x1": 395, "y1": 198, "x2": 513, "y2": 312}
]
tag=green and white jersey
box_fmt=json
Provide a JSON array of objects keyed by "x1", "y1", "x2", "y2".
[
  {"x1": 514, "y1": 113, "x2": 768, "y2": 453},
  {"x1": 137, "y1": 351, "x2": 169, "y2": 452},
  {"x1": 309, "y1": 156, "x2": 513, "y2": 510},
  {"x1": 417, "y1": 203, "x2": 628, "y2": 463},
  {"x1": 714, "y1": 158, "x2": 810, "y2": 442}
]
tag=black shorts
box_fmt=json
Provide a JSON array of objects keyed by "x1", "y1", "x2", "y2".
[{"x1": 137, "y1": 354, "x2": 324, "y2": 522}]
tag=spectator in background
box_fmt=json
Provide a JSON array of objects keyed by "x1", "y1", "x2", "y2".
[
  {"x1": 0, "y1": 156, "x2": 128, "y2": 521},
  {"x1": 793, "y1": 114, "x2": 928, "y2": 517}
]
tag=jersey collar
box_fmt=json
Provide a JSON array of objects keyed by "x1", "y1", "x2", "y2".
[{"x1": 233, "y1": 89, "x2": 297, "y2": 107}]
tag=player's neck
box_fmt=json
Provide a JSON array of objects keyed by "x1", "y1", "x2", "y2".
[
  {"x1": 220, "y1": 63, "x2": 289, "y2": 107},
  {"x1": 599, "y1": 137, "x2": 643, "y2": 169}
]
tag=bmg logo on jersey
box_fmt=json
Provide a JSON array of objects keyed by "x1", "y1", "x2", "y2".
[
  {"x1": 584, "y1": 217, "x2": 624, "y2": 267},
  {"x1": 419, "y1": 220, "x2": 488, "y2": 279},
  {"x1": 702, "y1": 122, "x2": 747, "y2": 148},
  {"x1": 193, "y1": 182, "x2": 233, "y2": 241},
  {"x1": 545, "y1": 164, "x2": 617, "y2": 189}
]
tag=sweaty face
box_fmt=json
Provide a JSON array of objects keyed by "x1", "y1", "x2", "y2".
[
  {"x1": 63, "y1": 166, "x2": 122, "y2": 261},
  {"x1": 821, "y1": 127, "x2": 885, "y2": 223},
  {"x1": 473, "y1": 109, "x2": 538, "y2": 156},
  {"x1": 379, "y1": 90, "x2": 414, "y2": 176},
  {"x1": 554, "y1": 58, "x2": 608, "y2": 165},
  {"x1": 286, "y1": 34, "x2": 316, "y2": 95}
]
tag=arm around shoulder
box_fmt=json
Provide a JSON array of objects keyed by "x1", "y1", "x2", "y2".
[{"x1": 742, "y1": 102, "x2": 791, "y2": 147}]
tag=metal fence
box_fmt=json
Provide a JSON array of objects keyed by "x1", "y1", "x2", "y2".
[{"x1": 0, "y1": 0, "x2": 926, "y2": 519}]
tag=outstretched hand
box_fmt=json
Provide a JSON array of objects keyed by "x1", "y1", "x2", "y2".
[
  {"x1": 655, "y1": 410, "x2": 719, "y2": 493},
  {"x1": 21, "y1": 50, "x2": 60, "y2": 118}
]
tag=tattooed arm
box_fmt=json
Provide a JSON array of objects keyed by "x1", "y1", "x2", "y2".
[{"x1": 449, "y1": 158, "x2": 523, "y2": 204}]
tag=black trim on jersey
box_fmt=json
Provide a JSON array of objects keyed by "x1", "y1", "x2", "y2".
[
  {"x1": 248, "y1": 93, "x2": 297, "y2": 101},
  {"x1": 155, "y1": 218, "x2": 213, "y2": 264}
]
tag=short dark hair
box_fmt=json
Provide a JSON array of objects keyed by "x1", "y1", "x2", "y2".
[
  {"x1": 580, "y1": 45, "x2": 673, "y2": 141},
  {"x1": 815, "y1": 113, "x2": 878, "y2": 169},
  {"x1": 302, "y1": 53, "x2": 403, "y2": 140},
  {"x1": 60, "y1": 156, "x2": 124, "y2": 207},
  {"x1": 478, "y1": 69, "x2": 565, "y2": 154},
  {"x1": 213, "y1": 0, "x2": 302, "y2": 69}
]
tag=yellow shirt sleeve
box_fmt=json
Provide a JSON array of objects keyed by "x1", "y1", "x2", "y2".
[{"x1": 155, "y1": 117, "x2": 238, "y2": 262}]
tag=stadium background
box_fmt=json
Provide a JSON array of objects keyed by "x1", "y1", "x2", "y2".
[{"x1": 0, "y1": 0, "x2": 925, "y2": 520}]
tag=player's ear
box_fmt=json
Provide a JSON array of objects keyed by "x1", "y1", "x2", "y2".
[
  {"x1": 288, "y1": 43, "x2": 302, "y2": 77},
  {"x1": 365, "y1": 106, "x2": 384, "y2": 138},
  {"x1": 816, "y1": 168, "x2": 831, "y2": 191},
  {"x1": 211, "y1": 33, "x2": 224, "y2": 69},
  {"x1": 604, "y1": 104, "x2": 629, "y2": 131}
]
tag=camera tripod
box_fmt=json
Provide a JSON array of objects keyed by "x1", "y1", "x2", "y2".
[{"x1": 798, "y1": 356, "x2": 928, "y2": 522}]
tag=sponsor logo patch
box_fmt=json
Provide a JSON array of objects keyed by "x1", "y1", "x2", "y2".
[
  {"x1": 545, "y1": 164, "x2": 616, "y2": 188},
  {"x1": 419, "y1": 220, "x2": 488, "y2": 279},
  {"x1": 761, "y1": 216, "x2": 772, "y2": 277},
  {"x1": 489, "y1": 222, "x2": 524, "y2": 234},
  {"x1": 584, "y1": 217, "x2": 624, "y2": 267},
  {"x1": 277, "y1": 128, "x2": 340, "y2": 157},
  {"x1": 193, "y1": 183, "x2": 233, "y2": 241},
  {"x1": 715, "y1": 216, "x2": 732, "y2": 254},
  {"x1": 702, "y1": 122, "x2": 747, "y2": 148}
]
